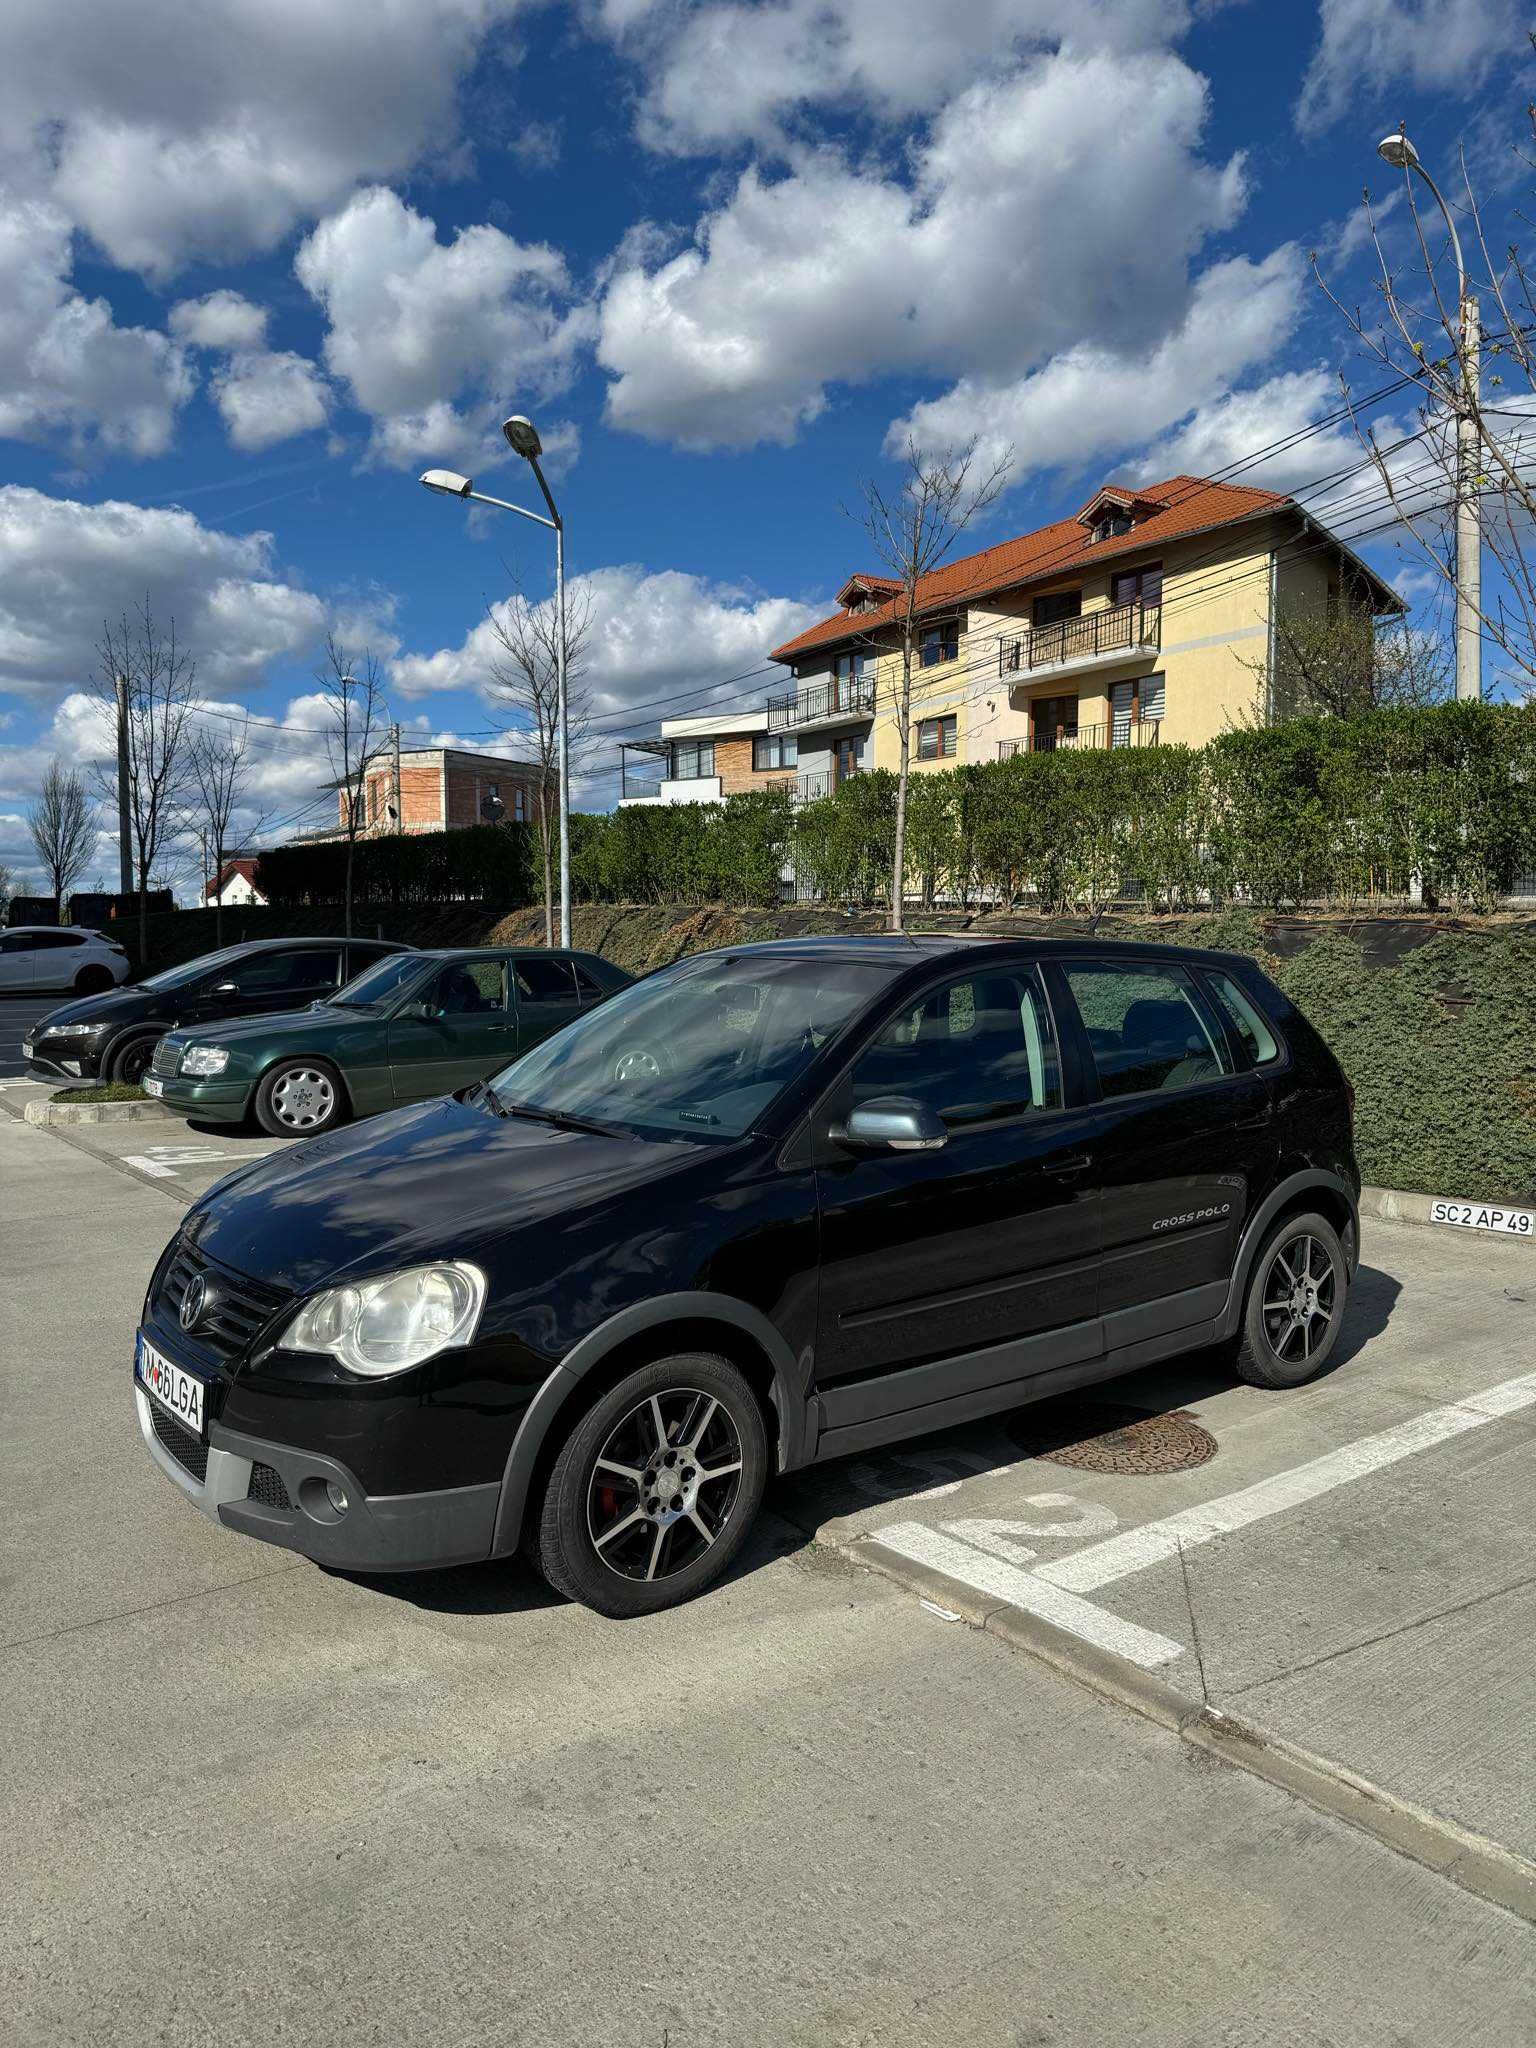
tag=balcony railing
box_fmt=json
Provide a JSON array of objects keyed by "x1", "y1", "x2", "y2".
[
  {"x1": 795, "y1": 771, "x2": 834, "y2": 803},
  {"x1": 998, "y1": 720, "x2": 1162, "y2": 757},
  {"x1": 768, "y1": 673, "x2": 876, "y2": 732},
  {"x1": 999, "y1": 599, "x2": 1161, "y2": 678}
]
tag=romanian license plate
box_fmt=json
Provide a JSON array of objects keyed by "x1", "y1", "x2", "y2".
[
  {"x1": 143, "y1": 1076, "x2": 164, "y2": 1097},
  {"x1": 21, "y1": 1039, "x2": 34, "y2": 1059},
  {"x1": 1429, "y1": 1199, "x2": 1534, "y2": 1238},
  {"x1": 136, "y1": 1333, "x2": 206, "y2": 1435}
]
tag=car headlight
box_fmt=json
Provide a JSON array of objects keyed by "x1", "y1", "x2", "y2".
[
  {"x1": 48, "y1": 1024, "x2": 97, "y2": 1038},
  {"x1": 281, "y1": 1262, "x2": 487, "y2": 1378},
  {"x1": 180, "y1": 1045, "x2": 229, "y2": 1076}
]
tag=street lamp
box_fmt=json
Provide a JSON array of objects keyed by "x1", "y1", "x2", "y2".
[
  {"x1": 1376, "y1": 128, "x2": 1481, "y2": 702},
  {"x1": 418, "y1": 414, "x2": 571, "y2": 945}
]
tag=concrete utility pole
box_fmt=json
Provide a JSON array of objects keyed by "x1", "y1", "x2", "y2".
[
  {"x1": 392, "y1": 722, "x2": 403, "y2": 833},
  {"x1": 114, "y1": 673, "x2": 133, "y2": 894},
  {"x1": 1377, "y1": 131, "x2": 1481, "y2": 702}
]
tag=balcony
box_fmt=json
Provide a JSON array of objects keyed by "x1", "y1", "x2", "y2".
[
  {"x1": 767, "y1": 673, "x2": 876, "y2": 733},
  {"x1": 998, "y1": 720, "x2": 1161, "y2": 758},
  {"x1": 999, "y1": 599, "x2": 1161, "y2": 681}
]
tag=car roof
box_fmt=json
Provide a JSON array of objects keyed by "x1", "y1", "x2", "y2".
[
  {"x1": 414, "y1": 945, "x2": 595, "y2": 959},
  {"x1": 678, "y1": 932, "x2": 1254, "y2": 970},
  {"x1": 217, "y1": 935, "x2": 415, "y2": 953},
  {"x1": 8, "y1": 924, "x2": 108, "y2": 936}
]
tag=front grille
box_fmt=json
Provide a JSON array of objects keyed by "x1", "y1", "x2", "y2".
[
  {"x1": 149, "y1": 1401, "x2": 208, "y2": 1483},
  {"x1": 156, "y1": 1241, "x2": 292, "y2": 1368},
  {"x1": 151, "y1": 1037, "x2": 181, "y2": 1079},
  {"x1": 247, "y1": 1462, "x2": 291, "y2": 1511}
]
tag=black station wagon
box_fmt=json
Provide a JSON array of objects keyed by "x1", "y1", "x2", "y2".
[{"x1": 133, "y1": 936, "x2": 1360, "y2": 1617}]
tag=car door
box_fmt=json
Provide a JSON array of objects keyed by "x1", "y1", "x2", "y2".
[
  {"x1": 20, "y1": 930, "x2": 88, "y2": 989},
  {"x1": 812, "y1": 962, "x2": 1104, "y2": 1444},
  {"x1": 1046, "y1": 955, "x2": 1278, "y2": 1353},
  {"x1": 0, "y1": 931, "x2": 38, "y2": 990},
  {"x1": 510, "y1": 954, "x2": 582, "y2": 1052},
  {"x1": 387, "y1": 956, "x2": 519, "y2": 1101},
  {"x1": 191, "y1": 946, "x2": 344, "y2": 1023}
]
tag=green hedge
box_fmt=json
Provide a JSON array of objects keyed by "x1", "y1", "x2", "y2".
[{"x1": 258, "y1": 823, "x2": 535, "y2": 908}]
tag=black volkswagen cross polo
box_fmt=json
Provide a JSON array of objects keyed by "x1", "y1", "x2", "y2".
[
  {"x1": 26, "y1": 935, "x2": 411, "y2": 1086},
  {"x1": 134, "y1": 937, "x2": 1360, "y2": 1617}
]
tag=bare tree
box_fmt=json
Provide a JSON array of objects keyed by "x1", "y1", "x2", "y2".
[
  {"x1": 1238, "y1": 600, "x2": 1450, "y2": 721},
  {"x1": 95, "y1": 599, "x2": 198, "y2": 960},
  {"x1": 1316, "y1": 80, "x2": 1536, "y2": 697},
  {"x1": 317, "y1": 633, "x2": 387, "y2": 937},
  {"x1": 187, "y1": 721, "x2": 270, "y2": 947},
  {"x1": 0, "y1": 862, "x2": 13, "y2": 915},
  {"x1": 851, "y1": 436, "x2": 1012, "y2": 929},
  {"x1": 483, "y1": 572, "x2": 595, "y2": 944},
  {"x1": 27, "y1": 761, "x2": 97, "y2": 919}
]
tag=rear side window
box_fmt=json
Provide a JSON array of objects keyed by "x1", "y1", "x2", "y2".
[
  {"x1": 850, "y1": 968, "x2": 1062, "y2": 1128},
  {"x1": 515, "y1": 956, "x2": 578, "y2": 1002},
  {"x1": 1063, "y1": 960, "x2": 1231, "y2": 1099},
  {"x1": 1204, "y1": 969, "x2": 1280, "y2": 1065},
  {"x1": 26, "y1": 932, "x2": 85, "y2": 950}
]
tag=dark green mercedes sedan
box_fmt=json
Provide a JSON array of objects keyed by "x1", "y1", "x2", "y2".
[{"x1": 146, "y1": 946, "x2": 632, "y2": 1136}]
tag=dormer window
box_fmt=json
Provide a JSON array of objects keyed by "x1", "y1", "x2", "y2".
[
  {"x1": 1077, "y1": 484, "x2": 1159, "y2": 544},
  {"x1": 1092, "y1": 512, "x2": 1134, "y2": 543}
]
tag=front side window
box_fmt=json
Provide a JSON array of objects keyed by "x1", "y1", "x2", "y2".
[
  {"x1": 916, "y1": 714, "x2": 957, "y2": 761},
  {"x1": 671, "y1": 740, "x2": 716, "y2": 780},
  {"x1": 1205, "y1": 969, "x2": 1280, "y2": 1065},
  {"x1": 753, "y1": 734, "x2": 798, "y2": 771},
  {"x1": 849, "y1": 969, "x2": 1061, "y2": 1129},
  {"x1": 1063, "y1": 960, "x2": 1231, "y2": 1099},
  {"x1": 919, "y1": 620, "x2": 959, "y2": 667},
  {"x1": 489, "y1": 953, "x2": 894, "y2": 1140},
  {"x1": 222, "y1": 947, "x2": 341, "y2": 994}
]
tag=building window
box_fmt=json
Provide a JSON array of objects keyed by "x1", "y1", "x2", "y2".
[
  {"x1": 1032, "y1": 591, "x2": 1082, "y2": 627},
  {"x1": 513, "y1": 787, "x2": 527, "y2": 822},
  {"x1": 1111, "y1": 673, "x2": 1165, "y2": 744},
  {"x1": 916, "y1": 714, "x2": 957, "y2": 760},
  {"x1": 835, "y1": 734, "x2": 865, "y2": 783},
  {"x1": 1092, "y1": 512, "x2": 1134, "y2": 542},
  {"x1": 919, "y1": 620, "x2": 959, "y2": 668},
  {"x1": 1110, "y1": 562, "x2": 1163, "y2": 607},
  {"x1": 753, "y1": 734, "x2": 798, "y2": 771},
  {"x1": 671, "y1": 740, "x2": 715, "y2": 780}
]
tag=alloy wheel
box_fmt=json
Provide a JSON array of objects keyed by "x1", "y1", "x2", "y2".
[
  {"x1": 270, "y1": 1066, "x2": 336, "y2": 1130},
  {"x1": 1261, "y1": 1233, "x2": 1337, "y2": 1365},
  {"x1": 585, "y1": 1387, "x2": 744, "y2": 1583}
]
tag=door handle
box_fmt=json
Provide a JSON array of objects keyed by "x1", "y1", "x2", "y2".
[{"x1": 1055, "y1": 1152, "x2": 1093, "y2": 1177}]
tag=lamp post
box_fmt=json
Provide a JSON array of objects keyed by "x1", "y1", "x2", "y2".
[
  {"x1": 1377, "y1": 128, "x2": 1481, "y2": 702},
  {"x1": 420, "y1": 415, "x2": 571, "y2": 944}
]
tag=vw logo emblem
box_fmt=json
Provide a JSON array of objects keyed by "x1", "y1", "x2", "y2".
[{"x1": 179, "y1": 1274, "x2": 208, "y2": 1332}]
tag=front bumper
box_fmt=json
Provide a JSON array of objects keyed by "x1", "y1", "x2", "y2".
[
  {"x1": 26, "y1": 1036, "x2": 105, "y2": 1080},
  {"x1": 135, "y1": 1381, "x2": 500, "y2": 1572},
  {"x1": 150, "y1": 1074, "x2": 253, "y2": 1123}
]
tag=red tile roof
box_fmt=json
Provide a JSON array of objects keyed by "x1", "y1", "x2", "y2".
[
  {"x1": 205, "y1": 856, "x2": 262, "y2": 901},
  {"x1": 771, "y1": 475, "x2": 1311, "y2": 664}
]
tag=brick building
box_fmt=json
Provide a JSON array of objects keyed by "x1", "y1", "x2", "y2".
[{"x1": 340, "y1": 745, "x2": 544, "y2": 838}]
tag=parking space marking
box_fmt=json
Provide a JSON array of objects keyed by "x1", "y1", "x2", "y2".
[
  {"x1": 121, "y1": 1144, "x2": 265, "y2": 1179},
  {"x1": 1038, "y1": 1368, "x2": 1536, "y2": 1596},
  {"x1": 874, "y1": 1522, "x2": 1186, "y2": 1668}
]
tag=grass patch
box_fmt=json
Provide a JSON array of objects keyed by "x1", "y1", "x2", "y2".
[{"x1": 52, "y1": 1082, "x2": 157, "y2": 1104}]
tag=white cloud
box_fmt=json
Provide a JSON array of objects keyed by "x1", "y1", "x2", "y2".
[
  {"x1": 0, "y1": 193, "x2": 191, "y2": 457},
  {"x1": 1299, "y1": 0, "x2": 1520, "y2": 127},
  {"x1": 598, "y1": 0, "x2": 1190, "y2": 155},
  {"x1": 5, "y1": 0, "x2": 534, "y2": 276},
  {"x1": 596, "y1": 49, "x2": 1244, "y2": 449},
  {"x1": 892, "y1": 248, "x2": 1303, "y2": 480},
  {"x1": 211, "y1": 350, "x2": 331, "y2": 452},
  {"x1": 0, "y1": 487, "x2": 326, "y2": 706},
  {"x1": 296, "y1": 186, "x2": 595, "y2": 469},
  {"x1": 391, "y1": 563, "x2": 823, "y2": 723},
  {"x1": 169, "y1": 290, "x2": 269, "y2": 351}
]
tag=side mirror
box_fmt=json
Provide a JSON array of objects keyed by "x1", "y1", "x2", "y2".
[
  {"x1": 396, "y1": 998, "x2": 431, "y2": 1020},
  {"x1": 839, "y1": 1095, "x2": 949, "y2": 1153}
]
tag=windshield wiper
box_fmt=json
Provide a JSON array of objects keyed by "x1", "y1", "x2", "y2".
[{"x1": 494, "y1": 1099, "x2": 625, "y2": 1138}]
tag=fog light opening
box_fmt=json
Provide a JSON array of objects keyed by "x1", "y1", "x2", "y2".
[
  {"x1": 326, "y1": 1481, "x2": 349, "y2": 1515},
  {"x1": 298, "y1": 1475, "x2": 352, "y2": 1524}
]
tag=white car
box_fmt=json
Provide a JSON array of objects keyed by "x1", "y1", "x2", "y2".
[{"x1": 0, "y1": 926, "x2": 132, "y2": 996}]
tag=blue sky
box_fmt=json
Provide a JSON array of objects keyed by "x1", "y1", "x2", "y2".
[{"x1": 0, "y1": 0, "x2": 1530, "y2": 887}]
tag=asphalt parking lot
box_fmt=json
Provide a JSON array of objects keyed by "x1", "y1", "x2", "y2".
[
  {"x1": 0, "y1": 993, "x2": 53, "y2": 1079},
  {"x1": 3, "y1": 1103, "x2": 1535, "y2": 2044}
]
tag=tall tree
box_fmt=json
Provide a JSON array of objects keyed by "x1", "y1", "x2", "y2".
[
  {"x1": 27, "y1": 761, "x2": 97, "y2": 919},
  {"x1": 187, "y1": 720, "x2": 270, "y2": 947},
  {"x1": 852, "y1": 436, "x2": 1012, "y2": 928},
  {"x1": 1239, "y1": 601, "x2": 1450, "y2": 721},
  {"x1": 483, "y1": 574, "x2": 595, "y2": 944},
  {"x1": 95, "y1": 599, "x2": 196, "y2": 960},
  {"x1": 317, "y1": 633, "x2": 386, "y2": 938}
]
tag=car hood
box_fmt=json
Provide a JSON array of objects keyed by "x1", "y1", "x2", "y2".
[
  {"x1": 33, "y1": 986, "x2": 143, "y2": 1033},
  {"x1": 174, "y1": 1004, "x2": 360, "y2": 1048},
  {"x1": 189, "y1": 1093, "x2": 704, "y2": 1295}
]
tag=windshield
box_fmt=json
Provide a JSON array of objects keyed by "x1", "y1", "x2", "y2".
[
  {"x1": 329, "y1": 952, "x2": 424, "y2": 1007},
  {"x1": 138, "y1": 946, "x2": 249, "y2": 993},
  {"x1": 487, "y1": 951, "x2": 894, "y2": 1139}
]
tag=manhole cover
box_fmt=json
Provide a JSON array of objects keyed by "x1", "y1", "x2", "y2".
[{"x1": 1006, "y1": 1400, "x2": 1217, "y2": 1474}]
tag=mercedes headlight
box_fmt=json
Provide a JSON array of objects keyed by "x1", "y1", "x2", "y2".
[
  {"x1": 282, "y1": 1263, "x2": 487, "y2": 1378},
  {"x1": 180, "y1": 1045, "x2": 230, "y2": 1076}
]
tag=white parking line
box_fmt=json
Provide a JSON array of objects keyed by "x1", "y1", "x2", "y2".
[{"x1": 1039, "y1": 1369, "x2": 1536, "y2": 1595}]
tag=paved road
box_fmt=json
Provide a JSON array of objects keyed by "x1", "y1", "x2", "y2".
[
  {"x1": 0, "y1": 994, "x2": 54, "y2": 1078},
  {"x1": 3, "y1": 1114, "x2": 1534, "y2": 2046}
]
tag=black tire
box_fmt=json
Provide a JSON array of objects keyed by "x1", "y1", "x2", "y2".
[
  {"x1": 533, "y1": 1352, "x2": 768, "y2": 1618},
  {"x1": 108, "y1": 1032, "x2": 160, "y2": 1087},
  {"x1": 73, "y1": 965, "x2": 114, "y2": 995},
  {"x1": 253, "y1": 1058, "x2": 348, "y2": 1138},
  {"x1": 1231, "y1": 1210, "x2": 1349, "y2": 1389}
]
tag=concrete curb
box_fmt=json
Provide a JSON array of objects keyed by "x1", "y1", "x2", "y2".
[
  {"x1": 1360, "y1": 1183, "x2": 1534, "y2": 1237},
  {"x1": 860, "y1": 1532, "x2": 1536, "y2": 1926},
  {"x1": 24, "y1": 1095, "x2": 176, "y2": 1127}
]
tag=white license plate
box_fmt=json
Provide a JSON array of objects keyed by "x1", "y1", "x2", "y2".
[
  {"x1": 21, "y1": 1039, "x2": 34, "y2": 1059},
  {"x1": 136, "y1": 1334, "x2": 206, "y2": 1435},
  {"x1": 1429, "y1": 1198, "x2": 1534, "y2": 1238},
  {"x1": 143, "y1": 1075, "x2": 164, "y2": 1097}
]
